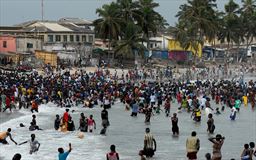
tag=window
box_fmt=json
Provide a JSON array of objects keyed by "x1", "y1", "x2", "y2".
[
  {"x1": 55, "y1": 35, "x2": 61, "y2": 42},
  {"x1": 70, "y1": 35, "x2": 74, "y2": 42},
  {"x1": 89, "y1": 35, "x2": 93, "y2": 43},
  {"x1": 76, "y1": 35, "x2": 80, "y2": 42},
  {"x1": 3, "y1": 41, "x2": 7, "y2": 48},
  {"x1": 27, "y1": 43, "x2": 33, "y2": 48},
  {"x1": 63, "y1": 35, "x2": 67, "y2": 42},
  {"x1": 150, "y1": 44, "x2": 153, "y2": 48},
  {"x1": 47, "y1": 35, "x2": 53, "y2": 42},
  {"x1": 82, "y1": 35, "x2": 87, "y2": 42}
]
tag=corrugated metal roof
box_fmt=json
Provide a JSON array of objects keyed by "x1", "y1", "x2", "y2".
[
  {"x1": 39, "y1": 22, "x2": 72, "y2": 32},
  {"x1": 59, "y1": 17, "x2": 92, "y2": 25}
]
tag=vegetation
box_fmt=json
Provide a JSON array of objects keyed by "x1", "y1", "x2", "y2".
[
  {"x1": 94, "y1": 0, "x2": 256, "y2": 62},
  {"x1": 93, "y1": 0, "x2": 167, "y2": 61},
  {"x1": 172, "y1": 0, "x2": 256, "y2": 59}
]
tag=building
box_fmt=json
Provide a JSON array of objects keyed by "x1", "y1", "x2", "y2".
[
  {"x1": 0, "y1": 18, "x2": 95, "y2": 59},
  {"x1": 0, "y1": 35, "x2": 42, "y2": 54},
  {"x1": 35, "y1": 50, "x2": 57, "y2": 67}
]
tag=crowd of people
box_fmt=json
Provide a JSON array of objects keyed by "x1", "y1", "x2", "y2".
[{"x1": 0, "y1": 64, "x2": 256, "y2": 160}]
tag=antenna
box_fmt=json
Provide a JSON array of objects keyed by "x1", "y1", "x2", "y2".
[{"x1": 41, "y1": 0, "x2": 44, "y2": 21}]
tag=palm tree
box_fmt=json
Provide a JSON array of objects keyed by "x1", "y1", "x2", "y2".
[
  {"x1": 137, "y1": 0, "x2": 167, "y2": 49},
  {"x1": 176, "y1": 0, "x2": 218, "y2": 42},
  {"x1": 93, "y1": 2, "x2": 123, "y2": 61},
  {"x1": 217, "y1": 0, "x2": 240, "y2": 61},
  {"x1": 115, "y1": 22, "x2": 146, "y2": 59},
  {"x1": 175, "y1": 0, "x2": 219, "y2": 60},
  {"x1": 240, "y1": 0, "x2": 256, "y2": 57}
]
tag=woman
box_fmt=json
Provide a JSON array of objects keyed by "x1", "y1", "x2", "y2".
[{"x1": 208, "y1": 134, "x2": 225, "y2": 160}]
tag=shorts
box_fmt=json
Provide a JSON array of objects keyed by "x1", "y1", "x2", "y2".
[
  {"x1": 0, "y1": 139, "x2": 8, "y2": 144},
  {"x1": 187, "y1": 152, "x2": 197, "y2": 159},
  {"x1": 102, "y1": 119, "x2": 110, "y2": 127}
]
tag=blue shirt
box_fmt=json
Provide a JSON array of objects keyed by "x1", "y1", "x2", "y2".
[{"x1": 59, "y1": 151, "x2": 70, "y2": 160}]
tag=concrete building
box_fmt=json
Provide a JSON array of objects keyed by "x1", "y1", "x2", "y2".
[
  {"x1": 0, "y1": 35, "x2": 42, "y2": 54},
  {"x1": 0, "y1": 18, "x2": 95, "y2": 59}
]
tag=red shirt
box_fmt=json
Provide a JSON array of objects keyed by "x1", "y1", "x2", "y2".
[{"x1": 63, "y1": 112, "x2": 69, "y2": 122}]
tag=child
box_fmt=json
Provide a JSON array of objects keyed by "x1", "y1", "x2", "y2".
[
  {"x1": 106, "y1": 145, "x2": 119, "y2": 160},
  {"x1": 87, "y1": 115, "x2": 96, "y2": 132}
]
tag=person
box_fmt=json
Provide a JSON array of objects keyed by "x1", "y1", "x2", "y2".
[
  {"x1": 207, "y1": 113, "x2": 215, "y2": 134},
  {"x1": 230, "y1": 107, "x2": 237, "y2": 120},
  {"x1": 234, "y1": 98, "x2": 241, "y2": 112},
  {"x1": 249, "y1": 142, "x2": 255, "y2": 159},
  {"x1": 87, "y1": 115, "x2": 96, "y2": 132},
  {"x1": 131, "y1": 100, "x2": 139, "y2": 117},
  {"x1": 28, "y1": 115, "x2": 42, "y2": 131},
  {"x1": 31, "y1": 100, "x2": 39, "y2": 113},
  {"x1": 186, "y1": 131, "x2": 200, "y2": 160},
  {"x1": 106, "y1": 144, "x2": 119, "y2": 160},
  {"x1": 67, "y1": 116, "x2": 75, "y2": 131},
  {"x1": 101, "y1": 106, "x2": 109, "y2": 135},
  {"x1": 164, "y1": 98, "x2": 171, "y2": 117},
  {"x1": 208, "y1": 134, "x2": 225, "y2": 160},
  {"x1": 142, "y1": 128, "x2": 157, "y2": 158},
  {"x1": 19, "y1": 134, "x2": 40, "y2": 154},
  {"x1": 241, "y1": 144, "x2": 250, "y2": 160},
  {"x1": 215, "y1": 108, "x2": 221, "y2": 115},
  {"x1": 54, "y1": 114, "x2": 61, "y2": 130},
  {"x1": 78, "y1": 113, "x2": 88, "y2": 132},
  {"x1": 192, "y1": 106, "x2": 201, "y2": 122},
  {"x1": 205, "y1": 153, "x2": 211, "y2": 160},
  {"x1": 12, "y1": 153, "x2": 22, "y2": 160},
  {"x1": 0, "y1": 128, "x2": 17, "y2": 145},
  {"x1": 58, "y1": 143, "x2": 72, "y2": 160},
  {"x1": 171, "y1": 113, "x2": 179, "y2": 136},
  {"x1": 144, "y1": 106, "x2": 153, "y2": 124},
  {"x1": 62, "y1": 109, "x2": 69, "y2": 129}
]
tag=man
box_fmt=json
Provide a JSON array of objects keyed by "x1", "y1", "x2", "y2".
[
  {"x1": 186, "y1": 131, "x2": 200, "y2": 160},
  {"x1": 19, "y1": 134, "x2": 40, "y2": 154},
  {"x1": 143, "y1": 128, "x2": 157, "y2": 158},
  {"x1": 101, "y1": 106, "x2": 109, "y2": 135},
  {"x1": 0, "y1": 128, "x2": 17, "y2": 145},
  {"x1": 58, "y1": 143, "x2": 72, "y2": 160}
]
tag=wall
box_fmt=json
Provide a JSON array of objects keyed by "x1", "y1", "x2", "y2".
[
  {"x1": 16, "y1": 37, "x2": 42, "y2": 53},
  {"x1": 0, "y1": 35, "x2": 16, "y2": 53},
  {"x1": 35, "y1": 50, "x2": 57, "y2": 67},
  {"x1": 168, "y1": 39, "x2": 202, "y2": 57}
]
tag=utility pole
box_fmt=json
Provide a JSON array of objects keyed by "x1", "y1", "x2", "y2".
[{"x1": 41, "y1": 0, "x2": 44, "y2": 21}]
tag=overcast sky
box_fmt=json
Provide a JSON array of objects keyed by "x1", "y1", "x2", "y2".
[{"x1": 0, "y1": 0, "x2": 242, "y2": 26}]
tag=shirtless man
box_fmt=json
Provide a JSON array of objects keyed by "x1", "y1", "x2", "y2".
[{"x1": 0, "y1": 128, "x2": 17, "y2": 145}]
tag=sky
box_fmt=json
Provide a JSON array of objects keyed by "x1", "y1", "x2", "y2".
[{"x1": 0, "y1": 0, "x2": 242, "y2": 26}]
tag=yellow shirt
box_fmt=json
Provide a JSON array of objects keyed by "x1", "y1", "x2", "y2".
[{"x1": 242, "y1": 96, "x2": 248, "y2": 105}]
